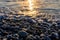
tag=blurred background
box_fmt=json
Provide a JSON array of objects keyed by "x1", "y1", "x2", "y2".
[{"x1": 0, "y1": 0, "x2": 60, "y2": 20}]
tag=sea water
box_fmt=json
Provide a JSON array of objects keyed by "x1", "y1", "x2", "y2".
[{"x1": 0, "y1": 0, "x2": 60, "y2": 20}]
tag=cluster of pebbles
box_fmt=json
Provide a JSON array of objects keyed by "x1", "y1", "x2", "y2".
[{"x1": 0, "y1": 15, "x2": 60, "y2": 40}]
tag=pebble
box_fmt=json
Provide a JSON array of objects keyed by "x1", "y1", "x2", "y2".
[
  {"x1": 18, "y1": 31, "x2": 28, "y2": 38},
  {"x1": 0, "y1": 15, "x2": 60, "y2": 40}
]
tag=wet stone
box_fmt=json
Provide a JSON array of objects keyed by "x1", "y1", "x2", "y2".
[
  {"x1": 18, "y1": 31, "x2": 28, "y2": 38},
  {"x1": 0, "y1": 15, "x2": 60, "y2": 40}
]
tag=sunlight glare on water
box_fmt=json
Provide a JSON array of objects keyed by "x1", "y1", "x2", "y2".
[{"x1": 28, "y1": 0, "x2": 33, "y2": 11}]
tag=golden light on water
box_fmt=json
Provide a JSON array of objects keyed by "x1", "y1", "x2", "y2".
[
  {"x1": 28, "y1": 0, "x2": 33, "y2": 11},
  {"x1": 16, "y1": 0, "x2": 39, "y2": 17}
]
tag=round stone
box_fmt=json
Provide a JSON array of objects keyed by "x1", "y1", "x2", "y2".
[{"x1": 18, "y1": 31, "x2": 28, "y2": 38}]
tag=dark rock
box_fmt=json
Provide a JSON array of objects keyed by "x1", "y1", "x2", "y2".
[
  {"x1": 0, "y1": 16, "x2": 4, "y2": 19},
  {"x1": 18, "y1": 31, "x2": 28, "y2": 38}
]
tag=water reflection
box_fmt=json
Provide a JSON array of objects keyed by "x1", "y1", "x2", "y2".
[{"x1": 0, "y1": 0, "x2": 60, "y2": 20}]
